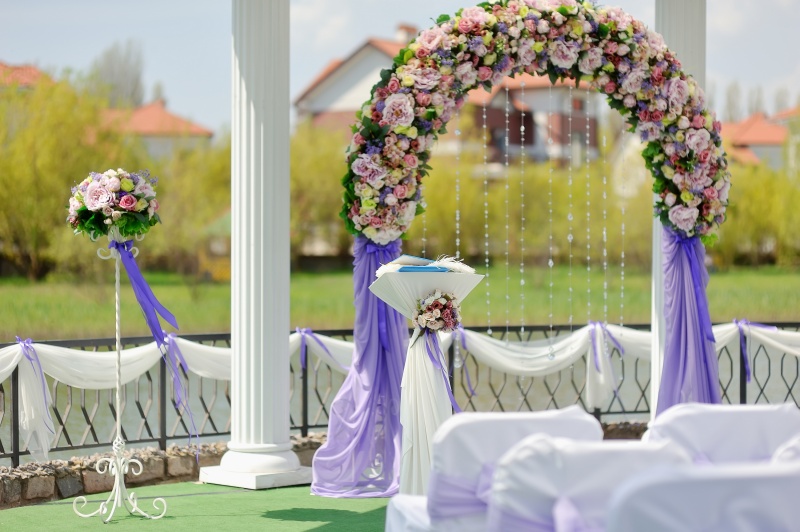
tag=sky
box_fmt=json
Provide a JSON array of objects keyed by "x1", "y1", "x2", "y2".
[{"x1": 2, "y1": 0, "x2": 799, "y2": 135}]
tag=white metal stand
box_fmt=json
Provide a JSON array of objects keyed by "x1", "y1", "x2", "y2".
[{"x1": 73, "y1": 229, "x2": 167, "y2": 522}]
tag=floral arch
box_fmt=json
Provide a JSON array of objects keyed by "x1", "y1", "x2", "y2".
[{"x1": 313, "y1": 0, "x2": 731, "y2": 498}]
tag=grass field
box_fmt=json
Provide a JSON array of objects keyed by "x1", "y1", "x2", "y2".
[{"x1": 0, "y1": 265, "x2": 798, "y2": 341}]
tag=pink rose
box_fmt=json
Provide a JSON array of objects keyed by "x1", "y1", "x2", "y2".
[
  {"x1": 149, "y1": 199, "x2": 159, "y2": 214},
  {"x1": 477, "y1": 66, "x2": 493, "y2": 82},
  {"x1": 386, "y1": 78, "x2": 401, "y2": 93},
  {"x1": 403, "y1": 154, "x2": 419, "y2": 168},
  {"x1": 369, "y1": 216, "x2": 383, "y2": 228},
  {"x1": 668, "y1": 205, "x2": 699, "y2": 233},
  {"x1": 394, "y1": 184, "x2": 409, "y2": 199},
  {"x1": 415, "y1": 92, "x2": 431, "y2": 107},
  {"x1": 691, "y1": 114, "x2": 706, "y2": 129},
  {"x1": 651, "y1": 110, "x2": 664, "y2": 122},
  {"x1": 664, "y1": 192, "x2": 677, "y2": 207},
  {"x1": 457, "y1": 18, "x2": 474, "y2": 34},
  {"x1": 697, "y1": 150, "x2": 711, "y2": 164},
  {"x1": 119, "y1": 194, "x2": 138, "y2": 211}
]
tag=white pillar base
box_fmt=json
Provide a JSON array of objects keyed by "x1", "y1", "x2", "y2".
[
  {"x1": 200, "y1": 446, "x2": 310, "y2": 490},
  {"x1": 200, "y1": 465, "x2": 312, "y2": 491}
]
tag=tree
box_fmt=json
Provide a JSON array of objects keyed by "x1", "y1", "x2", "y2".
[
  {"x1": 151, "y1": 81, "x2": 166, "y2": 103},
  {"x1": 774, "y1": 87, "x2": 790, "y2": 115},
  {"x1": 89, "y1": 40, "x2": 145, "y2": 108},
  {"x1": 724, "y1": 81, "x2": 742, "y2": 122},
  {"x1": 290, "y1": 120, "x2": 352, "y2": 263},
  {"x1": 747, "y1": 85, "x2": 765, "y2": 116},
  {"x1": 0, "y1": 77, "x2": 146, "y2": 280}
]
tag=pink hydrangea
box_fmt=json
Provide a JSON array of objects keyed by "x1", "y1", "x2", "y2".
[
  {"x1": 549, "y1": 40, "x2": 579, "y2": 69},
  {"x1": 382, "y1": 93, "x2": 416, "y2": 129},
  {"x1": 668, "y1": 205, "x2": 699, "y2": 233}
]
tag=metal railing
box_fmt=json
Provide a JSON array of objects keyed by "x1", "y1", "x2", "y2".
[{"x1": 2, "y1": 323, "x2": 800, "y2": 467}]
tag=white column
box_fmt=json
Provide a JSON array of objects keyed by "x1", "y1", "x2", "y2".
[
  {"x1": 200, "y1": 0, "x2": 311, "y2": 489},
  {"x1": 651, "y1": 0, "x2": 707, "y2": 419}
]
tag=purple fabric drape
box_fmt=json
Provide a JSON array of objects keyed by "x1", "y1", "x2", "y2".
[
  {"x1": 311, "y1": 236, "x2": 408, "y2": 497},
  {"x1": 657, "y1": 227, "x2": 720, "y2": 415}
]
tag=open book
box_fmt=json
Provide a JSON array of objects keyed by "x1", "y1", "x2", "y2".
[{"x1": 375, "y1": 255, "x2": 476, "y2": 277}]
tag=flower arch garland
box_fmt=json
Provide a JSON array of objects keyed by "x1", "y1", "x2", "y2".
[
  {"x1": 314, "y1": 0, "x2": 730, "y2": 498},
  {"x1": 341, "y1": 0, "x2": 731, "y2": 247}
]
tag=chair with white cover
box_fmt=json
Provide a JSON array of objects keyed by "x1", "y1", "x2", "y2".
[
  {"x1": 486, "y1": 434, "x2": 691, "y2": 531},
  {"x1": 385, "y1": 406, "x2": 603, "y2": 532},
  {"x1": 607, "y1": 462, "x2": 800, "y2": 532},
  {"x1": 644, "y1": 402, "x2": 800, "y2": 463}
]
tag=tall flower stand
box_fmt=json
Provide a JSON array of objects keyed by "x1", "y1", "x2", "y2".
[
  {"x1": 73, "y1": 230, "x2": 167, "y2": 522},
  {"x1": 369, "y1": 267, "x2": 482, "y2": 495}
]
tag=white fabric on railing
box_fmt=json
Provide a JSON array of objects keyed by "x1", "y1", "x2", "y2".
[{"x1": 1, "y1": 322, "x2": 798, "y2": 461}]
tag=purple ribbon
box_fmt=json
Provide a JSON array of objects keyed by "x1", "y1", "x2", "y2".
[
  {"x1": 487, "y1": 496, "x2": 593, "y2": 532},
  {"x1": 588, "y1": 321, "x2": 625, "y2": 372},
  {"x1": 363, "y1": 240, "x2": 402, "y2": 360},
  {"x1": 110, "y1": 240, "x2": 178, "y2": 347},
  {"x1": 453, "y1": 325, "x2": 477, "y2": 397},
  {"x1": 165, "y1": 333, "x2": 198, "y2": 452},
  {"x1": 15, "y1": 337, "x2": 54, "y2": 434},
  {"x1": 678, "y1": 236, "x2": 715, "y2": 344},
  {"x1": 423, "y1": 329, "x2": 461, "y2": 412},
  {"x1": 427, "y1": 469, "x2": 490, "y2": 521},
  {"x1": 296, "y1": 327, "x2": 343, "y2": 371},
  {"x1": 733, "y1": 319, "x2": 778, "y2": 383}
]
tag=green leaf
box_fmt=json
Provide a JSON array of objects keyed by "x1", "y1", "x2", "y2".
[
  {"x1": 598, "y1": 23, "x2": 610, "y2": 39},
  {"x1": 403, "y1": 49, "x2": 415, "y2": 64},
  {"x1": 436, "y1": 14, "x2": 451, "y2": 24}
]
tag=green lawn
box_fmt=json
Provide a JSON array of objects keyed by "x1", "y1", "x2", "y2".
[
  {"x1": 0, "y1": 265, "x2": 798, "y2": 341},
  {"x1": 0, "y1": 483, "x2": 387, "y2": 531}
]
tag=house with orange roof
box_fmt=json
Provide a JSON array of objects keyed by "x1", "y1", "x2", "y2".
[
  {"x1": 294, "y1": 25, "x2": 599, "y2": 164},
  {"x1": 0, "y1": 61, "x2": 47, "y2": 88},
  {"x1": 103, "y1": 99, "x2": 213, "y2": 159},
  {"x1": 721, "y1": 112, "x2": 794, "y2": 171}
]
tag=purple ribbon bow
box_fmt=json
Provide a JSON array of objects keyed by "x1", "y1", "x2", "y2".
[
  {"x1": 423, "y1": 329, "x2": 461, "y2": 412},
  {"x1": 733, "y1": 319, "x2": 777, "y2": 383},
  {"x1": 16, "y1": 336, "x2": 54, "y2": 433},
  {"x1": 296, "y1": 327, "x2": 343, "y2": 371},
  {"x1": 110, "y1": 240, "x2": 178, "y2": 347},
  {"x1": 165, "y1": 333, "x2": 198, "y2": 452},
  {"x1": 588, "y1": 321, "x2": 625, "y2": 372}
]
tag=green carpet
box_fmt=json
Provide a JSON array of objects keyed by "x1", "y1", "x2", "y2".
[{"x1": 0, "y1": 483, "x2": 388, "y2": 531}]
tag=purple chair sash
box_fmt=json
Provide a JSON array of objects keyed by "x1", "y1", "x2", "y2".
[
  {"x1": 487, "y1": 496, "x2": 599, "y2": 532},
  {"x1": 427, "y1": 464, "x2": 496, "y2": 521},
  {"x1": 165, "y1": 333, "x2": 198, "y2": 453}
]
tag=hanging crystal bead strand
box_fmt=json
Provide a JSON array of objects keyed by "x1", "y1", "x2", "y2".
[
  {"x1": 454, "y1": 108, "x2": 463, "y2": 369},
  {"x1": 602, "y1": 133, "x2": 609, "y2": 324},
  {"x1": 547, "y1": 86, "x2": 555, "y2": 360},
  {"x1": 585, "y1": 89, "x2": 592, "y2": 326},
  {"x1": 567, "y1": 85, "x2": 574, "y2": 332},
  {"x1": 519, "y1": 80, "x2": 526, "y2": 335},
  {"x1": 504, "y1": 85, "x2": 511, "y2": 339},
  {"x1": 620, "y1": 126, "x2": 627, "y2": 325},
  {"x1": 483, "y1": 101, "x2": 492, "y2": 335}
]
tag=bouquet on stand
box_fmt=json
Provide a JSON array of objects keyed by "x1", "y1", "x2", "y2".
[{"x1": 68, "y1": 168, "x2": 181, "y2": 522}]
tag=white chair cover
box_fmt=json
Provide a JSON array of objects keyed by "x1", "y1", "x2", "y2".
[
  {"x1": 486, "y1": 435, "x2": 691, "y2": 531},
  {"x1": 607, "y1": 462, "x2": 800, "y2": 532},
  {"x1": 644, "y1": 402, "x2": 800, "y2": 463},
  {"x1": 386, "y1": 406, "x2": 603, "y2": 532}
]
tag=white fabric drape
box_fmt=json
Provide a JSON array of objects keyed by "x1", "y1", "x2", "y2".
[{"x1": 2, "y1": 321, "x2": 797, "y2": 461}]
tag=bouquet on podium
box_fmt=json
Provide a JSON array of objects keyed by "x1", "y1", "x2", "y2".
[{"x1": 369, "y1": 255, "x2": 482, "y2": 495}]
